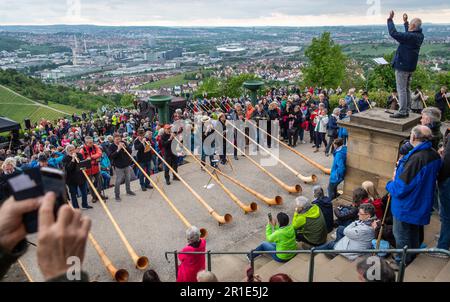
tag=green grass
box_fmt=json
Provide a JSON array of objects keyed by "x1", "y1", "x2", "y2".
[
  {"x1": 139, "y1": 73, "x2": 189, "y2": 90},
  {"x1": 0, "y1": 85, "x2": 81, "y2": 126}
]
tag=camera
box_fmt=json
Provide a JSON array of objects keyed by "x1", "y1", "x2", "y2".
[{"x1": 7, "y1": 167, "x2": 67, "y2": 233}]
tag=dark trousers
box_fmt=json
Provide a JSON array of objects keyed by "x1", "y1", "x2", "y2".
[
  {"x1": 315, "y1": 132, "x2": 327, "y2": 148},
  {"x1": 309, "y1": 124, "x2": 315, "y2": 142},
  {"x1": 164, "y1": 156, "x2": 179, "y2": 182},
  {"x1": 68, "y1": 182, "x2": 88, "y2": 208},
  {"x1": 138, "y1": 161, "x2": 151, "y2": 188},
  {"x1": 393, "y1": 217, "x2": 421, "y2": 265},
  {"x1": 288, "y1": 128, "x2": 299, "y2": 146},
  {"x1": 90, "y1": 172, "x2": 104, "y2": 200},
  {"x1": 328, "y1": 181, "x2": 340, "y2": 200},
  {"x1": 326, "y1": 135, "x2": 338, "y2": 154}
]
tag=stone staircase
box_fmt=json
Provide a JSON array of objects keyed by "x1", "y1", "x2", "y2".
[{"x1": 210, "y1": 214, "x2": 450, "y2": 282}]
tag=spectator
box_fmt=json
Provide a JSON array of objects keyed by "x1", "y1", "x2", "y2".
[
  {"x1": 325, "y1": 108, "x2": 340, "y2": 156},
  {"x1": 248, "y1": 212, "x2": 297, "y2": 263},
  {"x1": 316, "y1": 203, "x2": 378, "y2": 261},
  {"x1": 357, "y1": 92, "x2": 371, "y2": 112},
  {"x1": 293, "y1": 196, "x2": 328, "y2": 246},
  {"x1": 386, "y1": 125, "x2": 442, "y2": 268},
  {"x1": 177, "y1": 226, "x2": 206, "y2": 283},
  {"x1": 361, "y1": 181, "x2": 384, "y2": 219},
  {"x1": 312, "y1": 185, "x2": 334, "y2": 233},
  {"x1": 434, "y1": 86, "x2": 448, "y2": 121},
  {"x1": 0, "y1": 193, "x2": 91, "y2": 281},
  {"x1": 313, "y1": 107, "x2": 328, "y2": 153},
  {"x1": 109, "y1": 134, "x2": 136, "y2": 201},
  {"x1": 430, "y1": 131, "x2": 450, "y2": 257},
  {"x1": 356, "y1": 256, "x2": 396, "y2": 282},
  {"x1": 334, "y1": 187, "x2": 367, "y2": 228},
  {"x1": 0, "y1": 158, "x2": 23, "y2": 204},
  {"x1": 269, "y1": 273, "x2": 293, "y2": 282},
  {"x1": 328, "y1": 138, "x2": 347, "y2": 200},
  {"x1": 142, "y1": 269, "x2": 161, "y2": 282},
  {"x1": 63, "y1": 145, "x2": 92, "y2": 210},
  {"x1": 387, "y1": 89, "x2": 400, "y2": 111},
  {"x1": 197, "y1": 270, "x2": 218, "y2": 282}
]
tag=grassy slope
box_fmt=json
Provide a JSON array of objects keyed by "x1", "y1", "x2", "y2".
[
  {"x1": 139, "y1": 73, "x2": 188, "y2": 90},
  {"x1": 0, "y1": 85, "x2": 82, "y2": 125}
]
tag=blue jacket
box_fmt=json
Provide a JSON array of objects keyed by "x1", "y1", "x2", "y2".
[
  {"x1": 330, "y1": 146, "x2": 347, "y2": 184},
  {"x1": 388, "y1": 19, "x2": 424, "y2": 72},
  {"x1": 386, "y1": 141, "x2": 442, "y2": 225}
]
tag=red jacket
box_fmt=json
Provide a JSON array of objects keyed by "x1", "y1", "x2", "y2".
[
  {"x1": 362, "y1": 198, "x2": 384, "y2": 220},
  {"x1": 80, "y1": 144, "x2": 102, "y2": 176},
  {"x1": 176, "y1": 239, "x2": 206, "y2": 282}
]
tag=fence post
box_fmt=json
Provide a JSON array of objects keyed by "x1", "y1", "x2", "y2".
[
  {"x1": 174, "y1": 251, "x2": 179, "y2": 279},
  {"x1": 308, "y1": 248, "x2": 316, "y2": 282},
  {"x1": 397, "y1": 246, "x2": 408, "y2": 282},
  {"x1": 207, "y1": 250, "x2": 212, "y2": 272},
  {"x1": 250, "y1": 250, "x2": 255, "y2": 278}
]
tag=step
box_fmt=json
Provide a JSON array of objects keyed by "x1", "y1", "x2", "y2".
[
  {"x1": 254, "y1": 259, "x2": 285, "y2": 282},
  {"x1": 272, "y1": 255, "x2": 310, "y2": 282},
  {"x1": 211, "y1": 254, "x2": 248, "y2": 282},
  {"x1": 335, "y1": 256, "x2": 364, "y2": 282},
  {"x1": 313, "y1": 254, "x2": 353, "y2": 282},
  {"x1": 404, "y1": 254, "x2": 449, "y2": 282},
  {"x1": 433, "y1": 259, "x2": 450, "y2": 282}
]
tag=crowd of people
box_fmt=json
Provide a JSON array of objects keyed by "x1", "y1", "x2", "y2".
[{"x1": 0, "y1": 80, "x2": 448, "y2": 282}]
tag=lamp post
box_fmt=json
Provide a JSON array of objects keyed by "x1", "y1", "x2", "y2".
[
  {"x1": 243, "y1": 80, "x2": 264, "y2": 106},
  {"x1": 149, "y1": 95, "x2": 172, "y2": 124}
]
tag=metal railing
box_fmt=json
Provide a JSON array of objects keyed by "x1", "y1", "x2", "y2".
[{"x1": 165, "y1": 247, "x2": 450, "y2": 282}]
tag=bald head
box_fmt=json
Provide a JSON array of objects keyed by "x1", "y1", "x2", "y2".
[
  {"x1": 409, "y1": 18, "x2": 422, "y2": 31},
  {"x1": 410, "y1": 125, "x2": 432, "y2": 146}
]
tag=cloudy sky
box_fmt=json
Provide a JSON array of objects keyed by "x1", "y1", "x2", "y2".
[{"x1": 0, "y1": 0, "x2": 449, "y2": 26}]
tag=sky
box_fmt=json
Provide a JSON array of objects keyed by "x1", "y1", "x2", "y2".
[{"x1": 0, "y1": 0, "x2": 449, "y2": 27}]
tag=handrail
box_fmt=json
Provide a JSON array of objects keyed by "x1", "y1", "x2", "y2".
[{"x1": 165, "y1": 248, "x2": 450, "y2": 282}]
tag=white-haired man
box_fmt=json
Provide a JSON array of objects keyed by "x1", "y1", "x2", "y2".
[{"x1": 387, "y1": 11, "x2": 424, "y2": 118}]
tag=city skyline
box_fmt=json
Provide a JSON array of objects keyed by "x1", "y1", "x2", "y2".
[{"x1": 0, "y1": 0, "x2": 450, "y2": 27}]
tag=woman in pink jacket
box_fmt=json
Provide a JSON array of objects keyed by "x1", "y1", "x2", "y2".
[{"x1": 177, "y1": 226, "x2": 206, "y2": 282}]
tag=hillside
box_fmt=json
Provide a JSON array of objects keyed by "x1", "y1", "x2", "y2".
[{"x1": 0, "y1": 84, "x2": 82, "y2": 126}]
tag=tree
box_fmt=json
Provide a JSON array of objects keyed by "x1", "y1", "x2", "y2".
[
  {"x1": 367, "y1": 52, "x2": 396, "y2": 91},
  {"x1": 222, "y1": 74, "x2": 260, "y2": 98},
  {"x1": 196, "y1": 77, "x2": 221, "y2": 98},
  {"x1": 120, "y1": 94, "x2": 135, "y2": 107},
  {"x1": 303, "y1": 32, "x2": 347, "y2": 88}
]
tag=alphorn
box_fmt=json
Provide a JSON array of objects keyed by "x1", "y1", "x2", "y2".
[
  {"x1": 66, "y1": 200, "x2": 130, "y2": 281},
  {"x1": 418, "y1": 91, "x2": 428, "y2": 108},
  {"x1": 444, "y1": 94, "x2": 450, "y2": 109},
  {"x1": 248, "y1": 120, "x2": 331, "y2": 175},
  {"x1": 132, "y1": 142, "x2": 232, "y2": 225},
  {"x1": 88, "y1": 233, "x2": 129, "y2": 282},
  {"x1": 78, "y1": 162, "x2": 149, "y2": 270},
  {"x1": 17, "y1": 260, "x2": 33, "y2": 282},
  {"x1": 205, "y1": 162, "x2": 282, "y2": 206},
  {"x1": 228, "y1": 121, "x2": 317, "y2": 184},
  {"x1": 174, "y1": 136, "x2": 257, "y2": 214},
  {"x1": 351, "y1": 96, "x2": 361, "y2": 113},
  {"x1": 121, "y1": 146, "x2": 208, "y2": 238},
  {"x1": 213, "y1": 127, "x2": 302, "y2": 194}
]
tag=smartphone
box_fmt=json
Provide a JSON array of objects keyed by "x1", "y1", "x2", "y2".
[
  {"x1": 7, "y1": 167, "x2": 67, "y2": 233},
  {"x1": 268, "y1": 213, "x2": 272, "y2": 223}
]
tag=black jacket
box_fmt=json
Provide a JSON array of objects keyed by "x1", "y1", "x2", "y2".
[
  {"x1": 438, "y1": 133, "x2": 450, "y2": 183},
  {"x1": 161, "y1": 133, "x2": 176, "y2": 159},
  {"x1": 133, "y1": 138, "x2": 152, "y2": 163},
  {"x1": 63, "y1": 154, "x2": 86, "y2": 186},
  {"x1": 334, "y1": 205, "x2": 359, "y2": 225},
  {"x1": 0, "y1": 168, "x2": 23, "y2": 204},
  {"x1": 313, "y1": 196, "x2": 334, "y2": 233},
  {"x1": 109, "y1": 143, "x2": 133, "y2": 169}
]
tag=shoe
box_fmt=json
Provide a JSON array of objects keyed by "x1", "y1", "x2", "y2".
[
  {"x1": 302, "y1": 141, "x2": 306, "y2": 144},
  {"x1": 330, "y1": 232, "x2": 336, "y2": 240},
  {"x1": 234, "y1": 156, "x2": 239, "y2": 160},
  {"x1": 435, "y1": 233, "x2": 440, "y2": 240},
  {"x1": 166, "y1": 180, "x2": 171, "y2": 185},
  {"x1": 389, "y1": 113, "x2": 408, "y2": 119},
  {"x1": 173, "y1": 178, "x2": 181, "y2": 182},
  {"x1": 246, "y1": 254, "x2": 252, "y2": 263},
  {"x1": 141, "y1": 187, "x2": 147, "y2": 192},
  {"x1": 325, "y1": 153, "x2": 330, "y2": 157},
  {"x1": 313, "y1": 148, "x2": 319, "y2": 153},
  {"x1": 82, "y1": 206, "x2": 93, "y2": 210},
  {"x1": 127, "y1": 191, "x2": 136, "y2": 196},
  {"x1": 146, "y1": 184, "x2": 154, "y2": 189},
  {"x1": 91, "y1": 199, "x2": 97, "y2": 203},
  {"x1": 115, "y1": 196, "x2": 122, "y2": 202}
]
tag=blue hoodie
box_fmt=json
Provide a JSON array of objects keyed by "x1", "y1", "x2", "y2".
[
  {"x1": 330, "y1": 146, "x2": 347, "y2": 184},
  {"x1": 386, "y1": 141, "x2": 441, "y2": 225}
]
